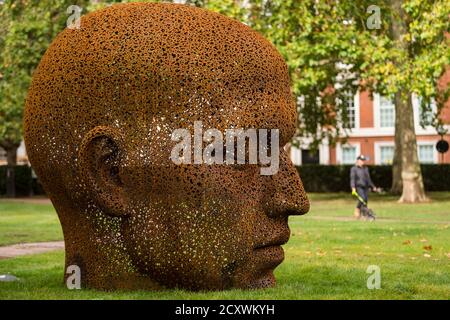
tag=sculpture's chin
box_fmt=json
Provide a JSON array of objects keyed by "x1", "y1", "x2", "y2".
[
  {"x1": 240, "y1": 245, "x2": 285, "y2": 289},
  {"x1": 247, "y1": 272, "x2": 277, "y2": 289}
]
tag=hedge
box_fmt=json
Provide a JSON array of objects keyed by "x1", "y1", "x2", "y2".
[
  {"x1": 1, "y1": 164, "x2": 449, "y2": 196},
  {"x1": 0, "y1": 165, "x2": 45, "y2": 196},
  {"x1": 421, "y1": 164, "x2": 450, "y2": 191},
  {"x1": 296, "y1": 164, "x2": 450, "y2": 192}
]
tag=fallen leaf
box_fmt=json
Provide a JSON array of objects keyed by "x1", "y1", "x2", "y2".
[
  {"x1": 316, "y1": 250, "x2": 326, "y2": 256},
  {"x1": 402, "y1": 240, "x2": 412, "y2": 245},
  {"x1": 423, "y1": 245, "x2": 432, "y2": 251}
]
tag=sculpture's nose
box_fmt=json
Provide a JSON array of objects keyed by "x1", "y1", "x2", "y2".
[{"x1": 262, "y1": 150, "x2": 310, "y2": 218}]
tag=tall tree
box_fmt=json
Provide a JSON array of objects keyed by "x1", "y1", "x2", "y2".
[
  {"x1": 389, "y1": 0, "x2": 423, "y2": 200},
  {"x1": 386, "y1": 0, "x2": 449, "y2": 201},
  {"x1": 360, "y1": 0, "x2": 449, "y2": 201}
]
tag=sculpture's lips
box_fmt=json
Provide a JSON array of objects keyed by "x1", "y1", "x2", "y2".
[
  {"x1": 254, "y1": 230, "x2": 290, "y2": 250},
  {"x1": 252, "y1": 245, "x2": 285, "y2": 270},
  {"x1": 254, "y1": 242, "x2": 287, "y2": 250},
  {"x1": 252, "y1": 229, "x2": 289, "y2": 269}
]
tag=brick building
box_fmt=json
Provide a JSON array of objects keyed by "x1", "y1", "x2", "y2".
[{"x1": 291, "y1": 70, "x2": 450, "y2": 166}]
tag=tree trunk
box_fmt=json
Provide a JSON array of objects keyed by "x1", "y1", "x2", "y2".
[
  {"x1": 3, "y1": 144, "x2": 18, "y2": 198},
  {"x1": 396, "y1": 93, "x2": 428, "y2": 202},
  {"x1": 391, "y1": 105, "x2": 403, "y2": 194},
  {"x1": 6, "y1": 146, "x2": 18, "y2": 165},
  {"x1": 389, "y1": 0, "x2": 427, "y2": 202}
]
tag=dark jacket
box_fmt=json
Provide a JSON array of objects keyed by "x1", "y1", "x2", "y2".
[{"x1": 350, "y1": 165, "x2": 375, "y2": 189}]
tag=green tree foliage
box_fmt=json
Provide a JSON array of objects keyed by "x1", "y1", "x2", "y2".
[{"x1": 0, "y1": 0, "x2": 84, "y2": 161}]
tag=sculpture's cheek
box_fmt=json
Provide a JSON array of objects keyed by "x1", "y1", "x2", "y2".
[{"x1": 121, "y1": 200, "x2": 256, "y2": 290}]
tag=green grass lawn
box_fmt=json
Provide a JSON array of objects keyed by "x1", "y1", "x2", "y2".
[
  {"x1": 0, "y1": 200, "x2": 62, "y2": 246},
  {"x1": 0, "y1": 193, "x2": 449, "y2": 299}
]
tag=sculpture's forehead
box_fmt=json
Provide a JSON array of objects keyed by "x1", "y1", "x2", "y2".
[
  {"x1": 30, "y1": 3, "x2": 296, "y2": 146},
  {"x1": 60, "y1": 2, "x2": 289, "y2": 84}
]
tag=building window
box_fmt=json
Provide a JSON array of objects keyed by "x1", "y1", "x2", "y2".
[
  {"x1": 420, "y1": 103, "x2": 434, "y2": 125},
  {"x1": 379, "y1": 95, "x2": 395, "y2": 128},
  {"x1": 418, "y1": 144, "x2": 435, "y2": 163},
  {"x1": 416, "y1": 97, "x2": 437, "y2": 126},
  {"x1": 342, "y1": 146, "x2": 357, "y2": 164},
  {"x1": 337, "y1": 91, "x2": 359, "y2": 129},
  {"x1": 343, "y1": 93, "x2": 356, "y2": 129},
  {"x1": 379, "y1": 145, "x2": 394, "y2": 164}
]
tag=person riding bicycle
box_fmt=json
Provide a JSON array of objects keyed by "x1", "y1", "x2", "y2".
[{"x1": 350, "y1": 155, "x2": 378, "y2": 219}]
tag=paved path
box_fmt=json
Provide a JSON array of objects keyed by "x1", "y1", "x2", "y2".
[
  {"x1": 0, "y1": 241, "x2": 64, "y2": 259},
  {"x1": 0, "y1": 197, "x2": 51, "y2": 205}
]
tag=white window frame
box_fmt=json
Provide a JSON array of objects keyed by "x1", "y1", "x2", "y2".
[
  {"x1": 412, "y1": 94, "x2": 437, "y2": 130},
  {"x1": 290, "y1": 145, "x2": 302, "y2": 166},
  {"x1": 319, "y1": 142, "x2": 330, "y2": 165},
  {"x1": 336, "y1": 91, "x2": 360, "y2": 131},
  {"x1": 350, "y1": 91, "x2": 360, "y2": 130},
  {"x1": 374, "y1": 93, "x2": 395, "y2": 129},
  {"x1": 336, "y1": 142, "x2": 361, "y2": 165},
  {"x1": 374, "y1": 141, "x2": 395, "y2": 165},
  {"x1": 417, "y1": 141, "x2": 438, "y2": 164},
  {"x1": 342, "y1": 91, "x2": 360, "y2": 130}
]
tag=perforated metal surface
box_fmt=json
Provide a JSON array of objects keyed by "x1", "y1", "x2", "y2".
[{"x1": 24, "y1": 3, "x2": 309, "y2": 291}]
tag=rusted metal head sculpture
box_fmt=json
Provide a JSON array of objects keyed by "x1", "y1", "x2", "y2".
[{"x1": 24, "y1": 2, "x2": 309, "y2": 290}]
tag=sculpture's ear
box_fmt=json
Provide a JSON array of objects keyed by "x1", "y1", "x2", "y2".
[{"x1": 78, "y1": 126, "x2": 130, "y2": 217}]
